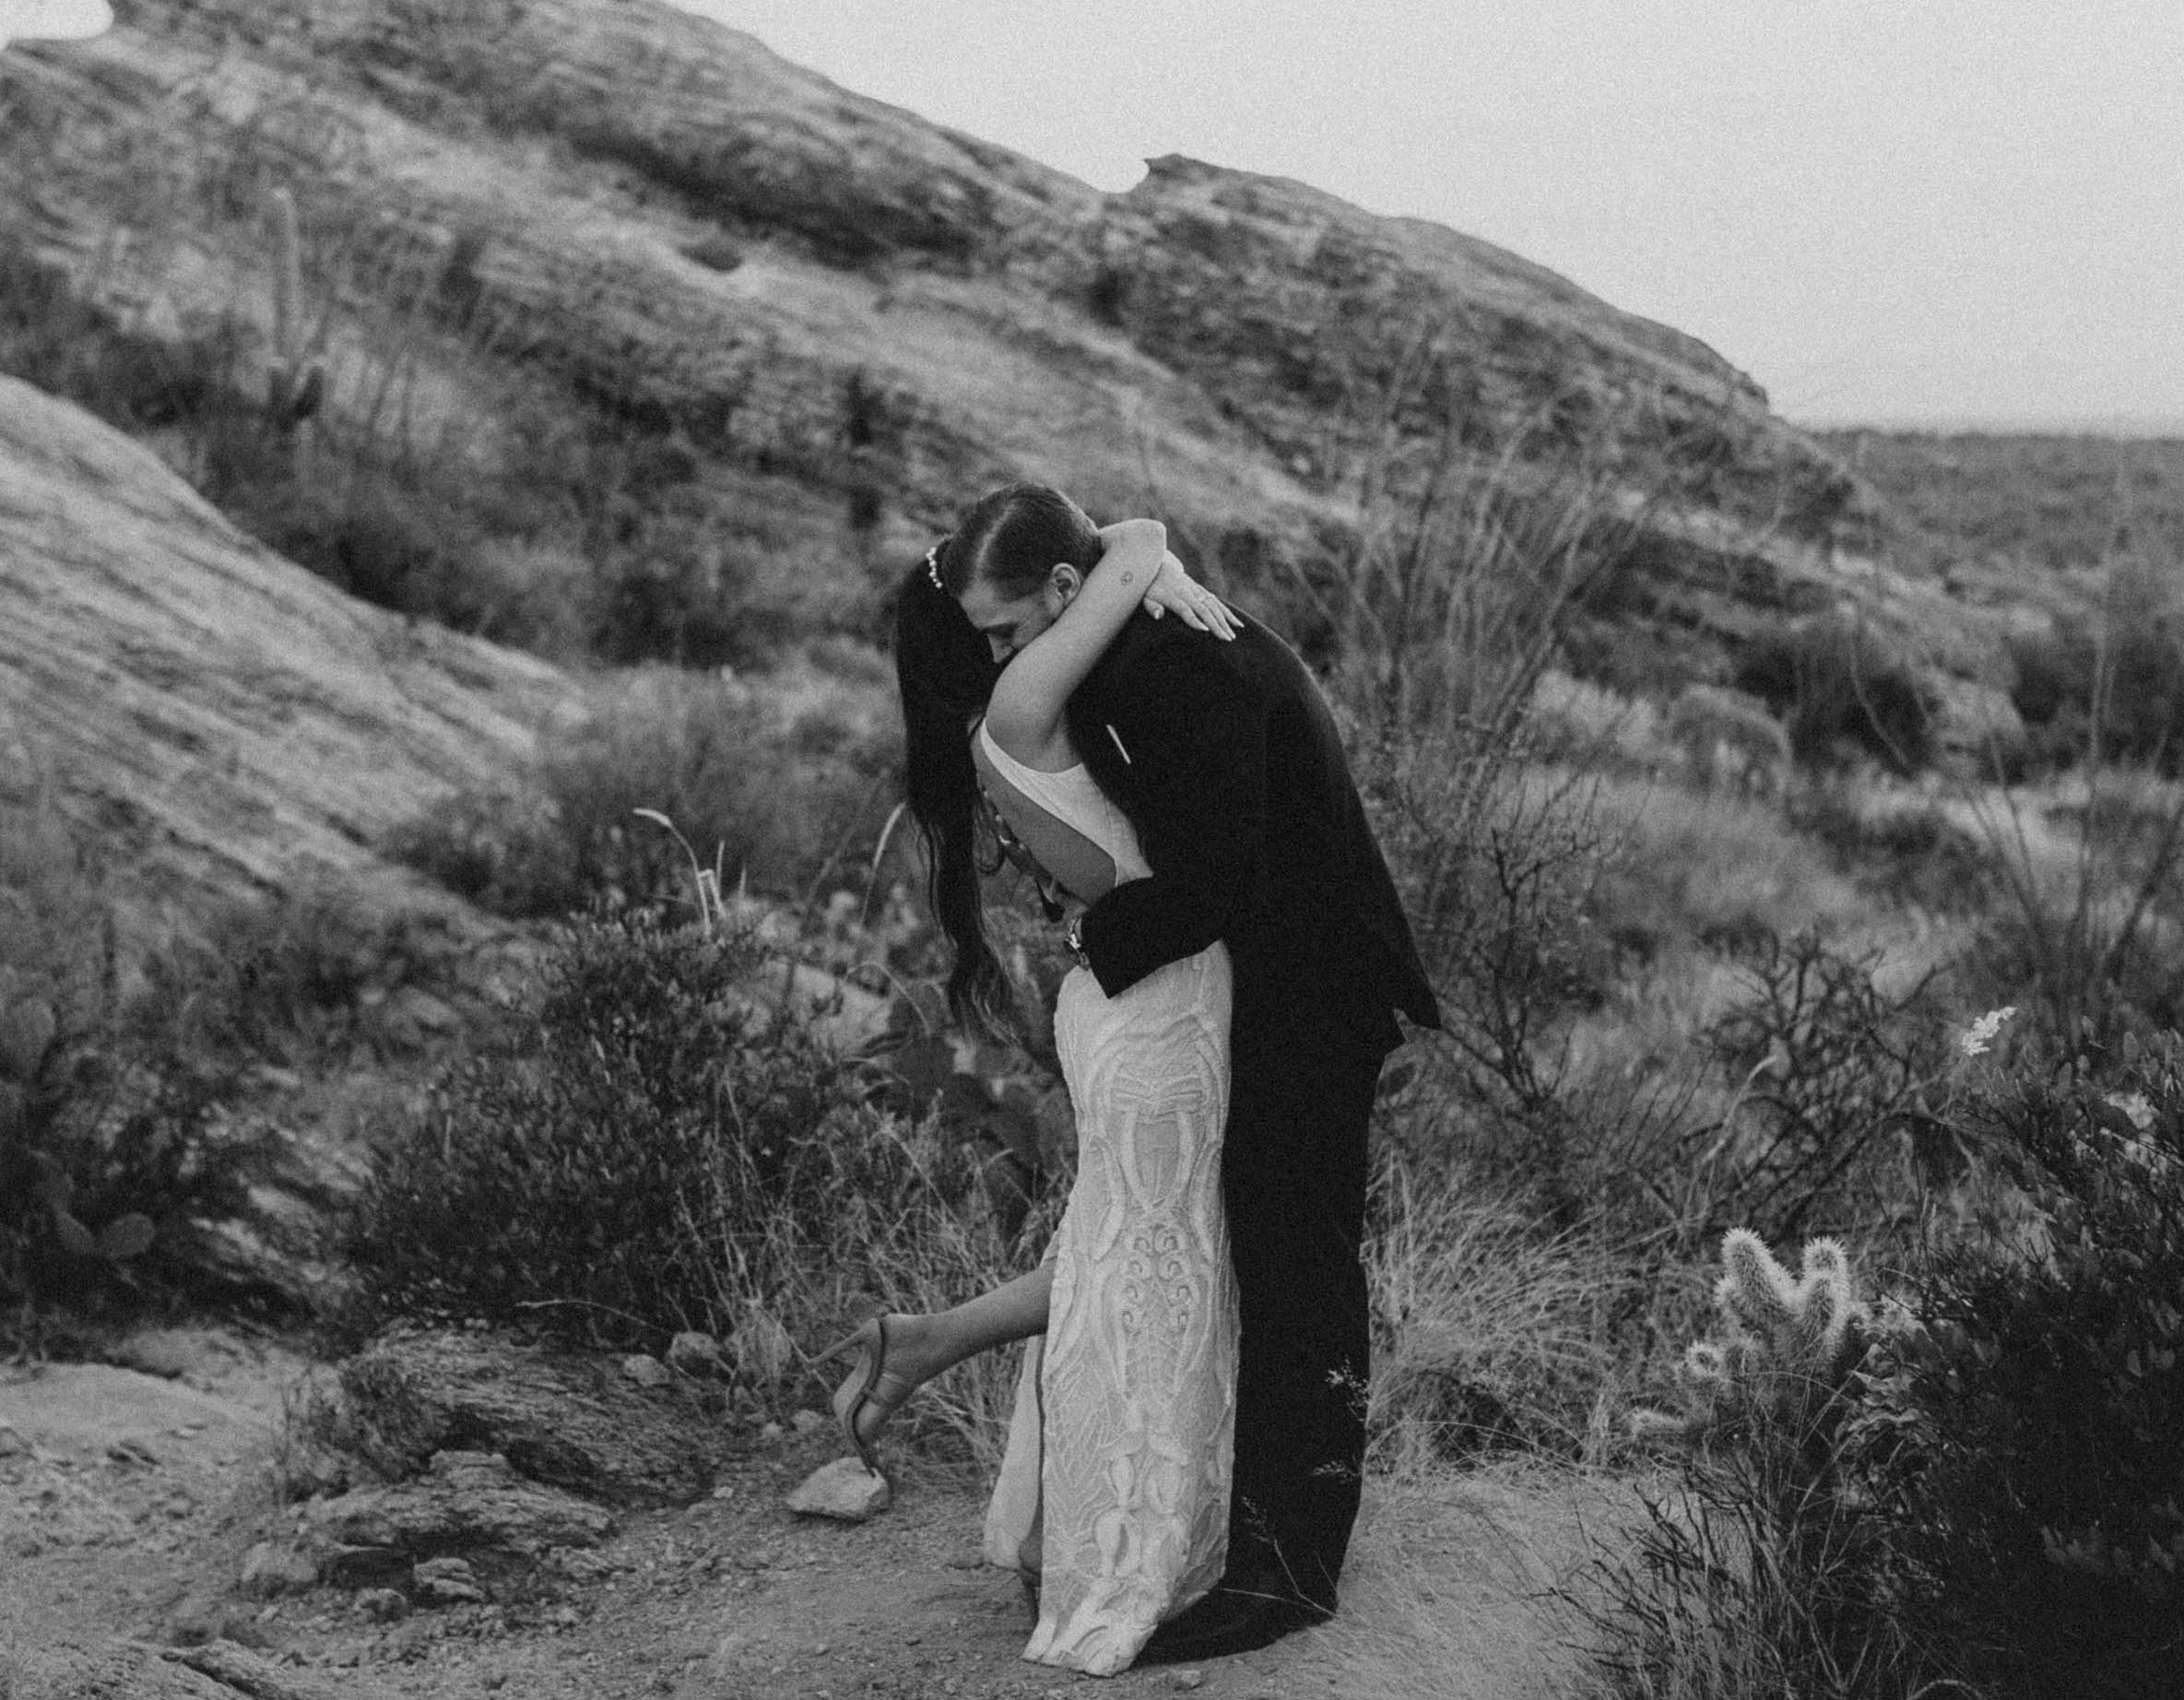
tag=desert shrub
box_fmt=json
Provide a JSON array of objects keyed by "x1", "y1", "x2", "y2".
[
  {"x1": 1695, "y1": 931, "x2": 1949, "y2": 1246},
  {"x1": 1524, "y1": 670, "x2": 1668, "y2": 774},
  {"x1": 1734, "y1": 614, "x2": 1933, "y2": 774},
  {"x1": 1587, "y1": 1027, "x2": 2184, "y2": 1700},
  {"x1": 1372, "y1": 749, "x2": 1613, "y2": 1142},
  {"x1": 1894, "y1": 1038, "x2": 2184, "y2": 1699},
  {"x1": 389, "y1": 663, "x2": 898, "y2": 918},
  {"x1": 1954, "y1": 767, "x2": 2184, "y2": 1053},
  {"x1": 588, "y1": 506, "x2": 764, "y2": 670},
  {"x1": 348, "y1": 912, "x2": 946, "y2": 1335},
  {"x1": 348, "y1": 911, "x2": 852, "y2": 1343},
  {"x1": 384, "y1": 788, "x2": 586, "y2": 919},
  {"x1": 139, "y1": 886, "x2": 473, "y2": 1070},
  {"x1": 1588, "y1": 775, "x2": 1859, "y2": 960},
  {"x1": 1789, "y1": 776, "x2": 2001, "y2": 914},
  {"x1": 345, "y1": 909, "x2": 1043, "y2": 1458},
  {"x1": 1586, "y1": 1231, "x2": 1945, "y2": 1700},
  {"x1": 2006, "y1": 622, "x2": 2099, "y2": 772},
  {"x1": 1364, "y1": 1152, "x2": 1616, "y2": 1469},
  {"x1": 0, "y1": 794, "x2": 284, "y2": 1330},
  {"x1": 2007, "y1": 569, "x2": 2184, "y2": 777}
]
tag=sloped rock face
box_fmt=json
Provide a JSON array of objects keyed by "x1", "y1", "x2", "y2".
[
  {"x1": 0, "y1": 374, "x2": 582, "y2": 927},
  {"x1": 0, "y1": 0, "x2": 1917, "y2": 687}
]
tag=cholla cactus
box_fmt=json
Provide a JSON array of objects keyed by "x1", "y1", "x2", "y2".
[
  {"x1": 1634, "y1": 1228, "x2": 1872, "y2": 1448},
  {"x1": 264, "y1": 189, "x2": 325, "y2": 430}
]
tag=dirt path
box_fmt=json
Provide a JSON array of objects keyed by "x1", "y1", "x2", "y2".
[{"x1": 0, "y1": 1329, "x2": 1600, "y2": 1700}]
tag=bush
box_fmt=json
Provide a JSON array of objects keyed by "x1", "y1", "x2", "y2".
[
  {"x1": 1897, "y1": 1038, "x2": 2184, "y2": 1699},
  {"x1": 2007, "y1": 570, "x2": 2184, "y2": 776},
  {"x1": 1588, "y1": 1231, "x2": 1944, "y2": 1699},
  {"x1": 349, "y1": 911, "x2": 852, "y2": 1342},
  {"x1": 1370, "y1": 748, "x2": 1613, "y2": 1139},
  {"x1": 1587, "y1": 1028, "x2": 2184, "y2": 1700},
  {"x1": 0, "y1": 793, "x2": 285, "y2": 1331},
  {"x1": 345, "y1": 908, "x2": 1050, "y2": 1461},
  {"x1": 389, "y1": 663, "x2": 899, "y2": 918},
  {"x1": 1696, "y1": 930, "x2": 1949, "y2": 1245},
  {"x1": 1954, "y1": 766, "x2": 2184, "y2": 1054},
  {"x1": 1364, "y1": 1152, "x2": 1616, "y2": 1469},
  {"x1": 1734, "y1": 615, "x2": 1933, "y2": 774}
]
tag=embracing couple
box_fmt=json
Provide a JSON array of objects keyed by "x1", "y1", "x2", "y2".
[{"x1": 819, "y1": 484, "x2": 1439, "y2": 1675}]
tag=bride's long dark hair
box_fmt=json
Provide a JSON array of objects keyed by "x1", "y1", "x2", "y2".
[{"x1": 895, "y1": 483, "x2": 1104, "y2": 1037}]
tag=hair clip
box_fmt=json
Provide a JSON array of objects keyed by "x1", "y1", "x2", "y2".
[{"x1": 923, "y1": 542, "x2": 946, "y2": 593}]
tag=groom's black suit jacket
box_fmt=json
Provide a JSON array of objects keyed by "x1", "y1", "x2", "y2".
[{"x1": 1064, "y1": 609, "x2": 1439, "y2": 1048}]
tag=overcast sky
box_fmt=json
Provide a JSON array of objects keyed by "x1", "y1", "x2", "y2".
[{"x1": 675, "y1": 0, "x2": 2182, "y2": 431}]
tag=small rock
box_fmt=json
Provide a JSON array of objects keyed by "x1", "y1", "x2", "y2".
[
  {"x1": 789, "y1": 1409, "x2": 828, "y2": 1435},
  {"x1": 547, "y1": 1546, "x2": 618, "y2": 1581},
  {"x1": 758, "y1": 1422, "x2": 785, "y2": 1443},
  {"x1": 239, "y1": 1537, "x2": 323, "y2": 1598},
  {"x1": 323, "y1": 1544, "x2": 414, "y2": 1590},
  {"x1": 415, "y1": 1555, "x2": 488, "y2": 1606},
  {"x1": 621, "y1": 1353, "x2": 672, "y2": 1389},
  {"x1": 785, "y1": 1458, "x2": 890, "y2": 1522},
  {"x1": 1170, "y1": 1671, "x2": 1206, "y2": 1691},
  {"x1": 109, "y1": 1328, "x2": 199, "y2": 1379},
  {"x1": 359, "y1": 1588, "x2": 409, "y2": 1623},
  {"x1": 667, "y1": 1331, "x2": 725, "y2": 1376},
  {"x1": 0, "y1": 1424, "x2": 25, "y2": 1458},
  {"x1": 162, "y1": 1593, "x2": 255, "y2": 1648}
]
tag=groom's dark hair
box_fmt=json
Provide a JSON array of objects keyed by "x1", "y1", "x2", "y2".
[{"x1": 934, "y1": 482, "x2": 1103, "y2": 599}]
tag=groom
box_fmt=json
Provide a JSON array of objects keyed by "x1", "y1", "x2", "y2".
[{"x1": 958, "y1": 538, "x2": 1441, "y2": 1659}]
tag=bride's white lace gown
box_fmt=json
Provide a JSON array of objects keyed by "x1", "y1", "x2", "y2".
[{"x1": 975, "y1": 725, "x2": 1239, "y2": 1677}]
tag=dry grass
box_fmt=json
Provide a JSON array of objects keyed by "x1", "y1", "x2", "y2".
[
  {"x1": 1367, "y1": 1157, "x2": 1623, "y2": 1472},
  {"x1": 1588, "y1": 771, "x2": 1861, "y2": 953}
]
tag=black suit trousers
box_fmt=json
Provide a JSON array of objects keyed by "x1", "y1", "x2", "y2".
[{"x1": 1220, "y1": 979, "x2": 1392, "y2": 1615}]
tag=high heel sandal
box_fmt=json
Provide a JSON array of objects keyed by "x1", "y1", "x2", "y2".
[{"x1": 815, "y1": 1316, "x2": 906, "y2": 1477}]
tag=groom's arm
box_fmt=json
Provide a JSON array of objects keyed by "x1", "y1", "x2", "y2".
[{"x1": 1073, "y1": 638, "x2": 1266, "y2": 998}]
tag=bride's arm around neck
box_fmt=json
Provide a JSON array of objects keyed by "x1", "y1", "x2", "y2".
[{"x1": 984, "y1": 518, "x2": 1168, "y2": 766}]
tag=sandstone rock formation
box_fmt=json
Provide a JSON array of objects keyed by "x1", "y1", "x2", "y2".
[
  {"x1": 0, "y1": 0, "x2": 1960, "y2": 687},
  {"x1": 322, "y1": 1327, "x2": 739, "y2": 1506},
  {"x1": 0, "y1": 372, "x2": 581, "y2": 930}
]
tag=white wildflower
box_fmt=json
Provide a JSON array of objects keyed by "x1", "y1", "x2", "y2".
[{"x1": 1959, "y1": 1005, "x2": 2017, "y2": 1057}]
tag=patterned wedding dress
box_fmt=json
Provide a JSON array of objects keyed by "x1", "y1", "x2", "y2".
[{"x1": 974, "y1": 724, "x2": 1240, "y2": 1677}]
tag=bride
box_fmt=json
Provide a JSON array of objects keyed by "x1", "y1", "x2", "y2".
[{"x1": 820, "y1": 486, "x2": 1241, "y2": 1676}]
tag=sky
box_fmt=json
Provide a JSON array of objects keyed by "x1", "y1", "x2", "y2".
[
  {"x1": 0, "y1": 0, "x2": 111, "y2": 47},
  {"x1": 673, "y1": 0, "x2": 2184, "y2": 431}
]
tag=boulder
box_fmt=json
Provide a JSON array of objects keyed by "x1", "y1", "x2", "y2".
[
  {"x1": 307, "y1": 1448, "x2": 613, "y2": 1554},
  {"x1": 327, "y1": 1328, "x2": 737, "y2": 1506},
  {"x1": 0, "y1": 0, "x2": 1990, "y2": 718},
  {"x1": 0, "y1": 374, "x2": 580, "y2": 943}
]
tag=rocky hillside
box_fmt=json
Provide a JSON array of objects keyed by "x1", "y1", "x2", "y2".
[
  {"x1": 0, "y1": 372, "x2": 581, "y2": 934},
  {"x1": 1, "y1": 0, "x2": 2030, "y2": 753}
]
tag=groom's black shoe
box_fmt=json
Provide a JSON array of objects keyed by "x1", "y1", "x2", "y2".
[{"x1": 1134, "y1": 1577, "x2": 1328, "y2": 1666}]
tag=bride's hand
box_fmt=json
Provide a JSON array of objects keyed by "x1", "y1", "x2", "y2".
[{"x1": 1141, "y1": 551, "x2": 1241, "y2": 640}]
